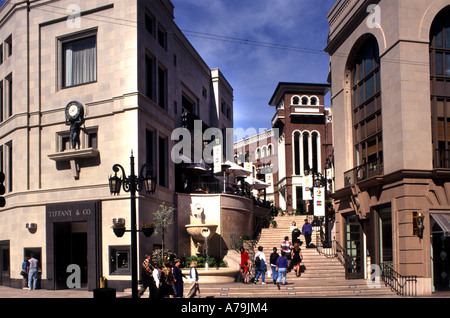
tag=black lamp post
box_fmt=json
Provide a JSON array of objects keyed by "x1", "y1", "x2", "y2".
[{"x1": 108, "y1": 151, "x2": 156, "y2": 299}]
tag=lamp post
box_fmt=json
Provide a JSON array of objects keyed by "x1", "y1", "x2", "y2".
[{"x1": 108, "y1": 151, "x2": 156, "y2": 299}]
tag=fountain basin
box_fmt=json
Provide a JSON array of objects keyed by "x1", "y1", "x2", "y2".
[
  {"x1": 185, "y1": 224, "x2": 218, "y2": 241},
  {"x1": 181, "y1": 267, "x2": 239, "y2": 283}
]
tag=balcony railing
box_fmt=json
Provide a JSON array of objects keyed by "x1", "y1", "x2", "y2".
[
  {"x1": 344, "y1": 157, "x2": 384, "y2": 187},
  {"x1": 434, "y1": 149, "x2": 450, "y2": 168}
]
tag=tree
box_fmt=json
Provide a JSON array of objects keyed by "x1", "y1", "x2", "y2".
[{"x1": 153, "y1": 202, "x2": 175, "y2": 261}]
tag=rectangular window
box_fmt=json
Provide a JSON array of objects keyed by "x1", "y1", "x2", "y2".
[
  {"x1": 0, "y1": 44, "x2": 3, "y2": 64},
  {"x1": 109, "y1": 246, "x2": 130, "y2": 275},
  {"x1": 63, "y1": 36, "x2": 97, "y2": 87},
  {"x1": 6, "y1": 142, "x2": 12, "y2": 192},
  {"x1": 0, "y1": 81, "x2": 3, "y2": 122},
  {"x1": 87, "y1": 131, "x2": 98, "y2": 149},
  {"x1": 145, "y1": 13, "x2": 154, "y2": 35},
  {"x1": 436, "y1": 52, "x2": 444, "y2": 75},
  {"x1": 446, "y1": 53, "x2": 450, "y2": 76},
  {"x1": 158, "y1": 136, "x2": 167, "y2": 187},
  {"x1": 157, "y1": 25, "x2": 167, "y2": 49},
  {"x1": 158, "y1": 65, "x2": 167, "y2": 109},
  {"x1": 146, "y1": 129, "x2": 155, "y2": 168},
  {"x1": 5, "y1": 35, "x2": 12, "y2": 57},
  {"x1": 145, "y1": 55, "x2": 154, "y2": 100},
  {"x1": 5, "y1": 74, "x2": 12, "y2": 118}
]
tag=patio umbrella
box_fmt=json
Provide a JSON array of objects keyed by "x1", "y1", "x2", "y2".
[
  {"x1": 223, "y1": 160, "x2": 252, "y2": 177},
  {"x1": 245, "y1": 176, "x2": 270, "y2": 190}
]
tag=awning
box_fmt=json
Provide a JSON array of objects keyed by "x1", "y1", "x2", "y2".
[{"x1": 431, "y1": 213, "x2": 450, "y2": 237}]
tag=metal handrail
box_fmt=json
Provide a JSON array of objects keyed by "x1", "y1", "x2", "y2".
[{"x1": 380, "y1": 262, "x2": 417, "y2": 297}]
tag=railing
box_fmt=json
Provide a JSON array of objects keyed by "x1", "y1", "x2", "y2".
[
  {"x1": 380, "y1": 262, "x2": 417, "y2": 297},
  {"x1": 190, "y1": 182, "x2": 222, "y2": 194},
  {"x1": 435, "y1": 149, "x2": 450, "y2": 168},
  {"x1": 344, "y1": 157, "x2": 384, "y2": 186},
  {"x1": 315, "y1": 227, "x2": 348, "y2": 270}
]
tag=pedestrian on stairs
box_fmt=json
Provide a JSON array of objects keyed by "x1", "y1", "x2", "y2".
[
  {"x1": 254, "y1": 246, "x2": 267, "y2": 285},
  {"x1": 281, "y1": 236, "x2": 293, "y2": 272},
  {"x1": 291, "y1": 242, "x2": 303, "y2": 277},
  {"x1": 302, "y1": 219, "x2": 313, "y2": 248},
  {"x1": 270, "y1": 247, "x2": 279, "y2": 284},
  {"x1": 240, "y1": 247, "x2": 249, "y2": 283},
  {"x1": 276, "y1": 251, "x2": 288, "y2": 289}
]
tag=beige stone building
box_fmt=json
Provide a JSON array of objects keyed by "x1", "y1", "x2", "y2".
[
  {"x1": 0, "y1": 0, "x2": 235, "y2": 291},
  {"x1": 326, "y1": 0, "x2": 450, "y2": 295}
]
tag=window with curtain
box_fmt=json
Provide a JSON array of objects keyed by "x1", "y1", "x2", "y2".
[
  {"x1": 430, "y1": 6, "x2": 450, "y2": 168},
  {"x1": 63, "y1": 36, "x2": 97, "y2": 88}
]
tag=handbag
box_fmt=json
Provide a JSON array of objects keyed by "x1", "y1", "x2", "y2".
[{"x1": 20, "y1": 270, "x2": 27, "y2": 277}]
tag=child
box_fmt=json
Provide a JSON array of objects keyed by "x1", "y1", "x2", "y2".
[{"x1": 243, "y1": 262, "x2": 250, "y2": 284}]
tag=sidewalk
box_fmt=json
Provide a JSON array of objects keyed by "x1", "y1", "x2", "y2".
[{"x1": 0, "y1": 286, "x2": 131, "y2": 298}]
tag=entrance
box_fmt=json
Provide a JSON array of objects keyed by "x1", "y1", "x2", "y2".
[
  {"x1": 0, "y1": 241, "x2": 10, "y2": 286},
  {"x1": 54, "y1": 222, "x2": 88, "y2": 289},
  {"x1": 431, "y1": 214, "x2": 450, "y2": 292},
  {"x1": 345, "y1": 215, "x2": 364, "y2": 279},
  {"x1": 46, "y1": 200, "x2": 101, "y2": 291}
]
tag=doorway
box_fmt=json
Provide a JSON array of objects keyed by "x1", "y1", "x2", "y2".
[
  {"x1": 0, "y1": 241, "x2": 10, "y2": 286},
  {"x1": 431, "y1": 214, "x2": 450, "y2": 292},
  {"x1": 54, "y1": 222, "x2": 88, "y2": 289},
  {"x1": 345, "y1": 215, "x2": 364, "y2": 279}
]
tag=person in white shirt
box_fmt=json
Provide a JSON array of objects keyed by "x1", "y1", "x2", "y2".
[
  {"x1": 186, "y1": 260, "x2": 200, "y2": 298},
  {"x1": 254, "y1": 246, "x2": 267, "y2": 284}
]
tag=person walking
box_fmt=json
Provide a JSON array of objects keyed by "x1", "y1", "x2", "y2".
[
  {"x1": 302, "y1": 219, "x2": 313, "y2": 247},
  {"x1": 160, "y1": 261, "x2": 174, "y2": 298},
  {"x1": 21, "y1": 257, "x2": 29, "y2": 289},
  {"x1": 239, "y1": 247, "x2": 249, "y2": 283},
  {"x1": 291, "y1": 221, "x2": 301, "y2": 245},
  {"x1": 186, "y1": 260, "x2": 200, "y2": 298},
  {"x1": 138, "y1": 254, "x2": 153, "y2": 298},
  {"x1": 269, "y1": 247, "x2": 279, "y2": 284},
  {"x1": 254, "y1": 246, "x2": 267, "y2": 285},
  {"x1": 281, "y1": 236, "x2": 293, "y2": 272},
  {"x1": 276, "y1": 251, "x2": 288, "y2": 289},
  {"x1": 28, "y1": 254, "x2": 39, "y2": 290},
  {"x1": 172, "y1": 259, "x2": 186, "y2": 298},
  {"x1": 291, "y1": 242, "x2": 303, "y2": 277},
  {"x1": 242, "y1": 262, "x2": 250, "y2": 284}
]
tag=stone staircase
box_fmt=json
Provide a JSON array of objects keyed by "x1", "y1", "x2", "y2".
[{"x1": 194, "y1": 215, "x2": 399, "y2": 298}]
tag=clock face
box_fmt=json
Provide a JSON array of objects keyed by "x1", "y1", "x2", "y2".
[
  {"x1": 69, "y1": 105, "x2": 79, "y2": 117},
  {"x1": 65, "y1": 101, "x2": 83, "y2": 120}
]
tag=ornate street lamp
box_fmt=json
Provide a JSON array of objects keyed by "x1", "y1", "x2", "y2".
[{"x1": 108, "y1": 151, "x2": 156, "y2": 299}]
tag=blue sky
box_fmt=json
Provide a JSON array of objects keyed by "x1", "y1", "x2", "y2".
[{"x1": 171, "y1": 0, "x2": 335, "y2": 131}]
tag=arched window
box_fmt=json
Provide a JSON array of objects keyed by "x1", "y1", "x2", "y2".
[
  {"x1": 292, "y1": 96, "x2": 300, "y2": 105},
  {"x1": 301, "y1": 96, "x2": 309, "y2": 105},
  {"x1": 350, "y1": 35, "x2": 382, "y2": 167},
  {"x1": 430, "y1": 6, "x2": 450, "y2": 168},
  {"x1": 256, "y1": 148, "x2": 261, "y2": 160},
  {"x1": 262, "y1": 146, "x2": 267, "y2": 158},
  {"x1": 267, "y1": 144, "x2": 273, "y2": 156},
  {"x1": 310, "y1": 96, "x2": 318, "y2": 106}
]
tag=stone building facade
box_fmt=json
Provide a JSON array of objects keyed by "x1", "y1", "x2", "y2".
[
  {"x1": 325, "y1": 0, "x2": 450, "y2": 294},
  {"x1": 0, "y1": 0, "x2": 233, "y2": 291}
]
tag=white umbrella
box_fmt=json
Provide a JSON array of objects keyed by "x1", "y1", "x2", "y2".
[
  {"x1": 245, "y1": 176, "x2": 270, "y2": 190},
  {"x1": 223, "y1": 160, "x2": 251, "y2": 177}
]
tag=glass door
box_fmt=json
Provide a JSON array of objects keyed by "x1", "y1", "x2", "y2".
[{"x1": 345, "y1": 215, "x2": 364, "y2": 279}]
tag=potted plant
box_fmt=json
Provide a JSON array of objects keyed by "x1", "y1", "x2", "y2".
[
  {"x1": 112, "y1": 222, "x2": 126, "y2": 237},
  {"x1": 140, "y1": 222, "x2": 155, "y2": 237},
  {"x1": 266, "y1": 215, "x2": 278, "y2": 228}
]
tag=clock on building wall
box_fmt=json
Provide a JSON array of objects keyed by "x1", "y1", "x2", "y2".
[{"x1": 65, "y1": 101, "x2": 84, "y2": 122}]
